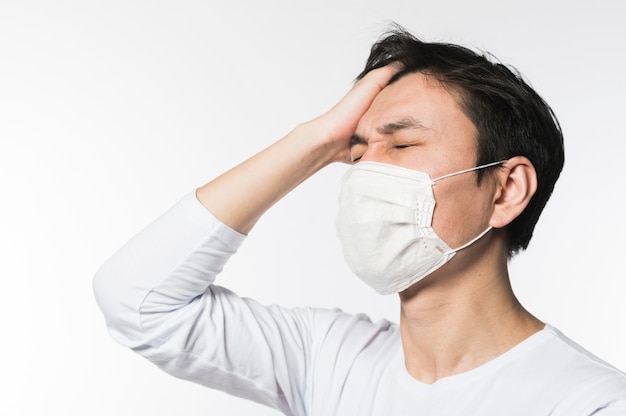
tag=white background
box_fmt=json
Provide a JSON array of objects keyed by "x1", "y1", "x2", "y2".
[{"x1": 1, "y1": 0, "x2": 625, "y2": 415}]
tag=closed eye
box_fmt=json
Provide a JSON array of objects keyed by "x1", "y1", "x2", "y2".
[
  {"x1": 394, "y1": 143, "x2": 419, "y2": 149},
  {"x1": 350, "y1": 133, "x2": 367, "y2": 163}
]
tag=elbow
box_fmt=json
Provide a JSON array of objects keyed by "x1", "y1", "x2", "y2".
[{"x1": 92, "y1": 262, "x2": 150, "y2": 349}]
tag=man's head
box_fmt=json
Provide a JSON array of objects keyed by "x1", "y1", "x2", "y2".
[{"x1": 356, "y1": 27, "x2": 564, "y2": 256}]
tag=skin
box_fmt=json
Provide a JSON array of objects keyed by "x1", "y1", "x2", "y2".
[{"x1": 197, "y1": 66, "x2": 544, "y2": 384}]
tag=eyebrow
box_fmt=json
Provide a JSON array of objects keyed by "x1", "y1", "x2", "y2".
[
  {"x1": 350, "y1": 117, "x2": 431, "y2": 148},
  {"x1": 349, "y1": 133, "x2": 367, "y2": 148},
  {"x1": 377, "y1": 117, "x2": 430, "y2": 135}
]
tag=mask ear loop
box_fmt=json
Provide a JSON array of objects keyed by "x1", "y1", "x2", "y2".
[
  {"x1": 450, "y1": 226, "x2": 493, "y2": 253},
  {"x1": 431, "y1": 160, "x2": 507, "y2": 184}
]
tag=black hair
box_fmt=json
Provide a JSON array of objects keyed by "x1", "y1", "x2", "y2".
[{"x1": 358, "y1": 26, "x2": 564, "y2": 255}]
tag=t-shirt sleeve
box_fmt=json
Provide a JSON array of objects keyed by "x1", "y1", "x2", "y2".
[{"x1": 92, "y1": 192, "x2": 315, "y2": 415}]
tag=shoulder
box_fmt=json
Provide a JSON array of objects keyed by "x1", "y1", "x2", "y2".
[
  {"x1": 296, "y1": 306, "x2": 400, "y2": 363},
  {"x1": 300, "y1": 307, "x2": 401, "y2": 399},
  {"x1": 240, "y1": 301, "x2": 400, "y2": 357},
  {"x1": 539, "y1": 325, "x2": 626, "y2": 412},
  {"x1": 296, "y1": 306, "x2": 399, "y2": 346},
  {"x1": 542, "y1": 325, "x2": 626, "y2": 381}
]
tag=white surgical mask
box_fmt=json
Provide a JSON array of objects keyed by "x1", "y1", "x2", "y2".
[{"x1": 335, "y1": 160, "x2": 503, "y2": 295}]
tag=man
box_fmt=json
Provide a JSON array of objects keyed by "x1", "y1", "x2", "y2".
[{"x1": 94, "y1": 28, "x2": 626, "y2": 414}]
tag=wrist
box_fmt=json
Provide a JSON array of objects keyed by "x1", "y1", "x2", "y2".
[{"x1": 294, "y1": 120, "x2": 351, "y2": 165}]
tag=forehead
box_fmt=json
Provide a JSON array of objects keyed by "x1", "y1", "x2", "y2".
[{"x1": 358, "y1": 72, "x2": 476, "y2": 143}]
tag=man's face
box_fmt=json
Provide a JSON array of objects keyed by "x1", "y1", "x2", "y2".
[{"x1": 350, "y1": 72, "x2": 497, "y2": 253}]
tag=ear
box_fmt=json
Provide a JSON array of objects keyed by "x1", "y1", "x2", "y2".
[{"x1": 489, "y1": 156, "x2": 537, "y2": 229}]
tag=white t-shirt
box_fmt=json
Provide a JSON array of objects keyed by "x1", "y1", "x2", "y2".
[{"x1": 93, "y1": 193, "x2": 626, "y2": 415}]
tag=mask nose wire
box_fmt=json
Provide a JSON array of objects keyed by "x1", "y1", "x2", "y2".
[{"x1": 431, "y1": 160, "x2": 507, "y2": 184}]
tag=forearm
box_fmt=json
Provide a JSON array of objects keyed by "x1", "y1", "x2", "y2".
[{"x1": 196, "y1": 122, "x2": 341, "y2": 235}]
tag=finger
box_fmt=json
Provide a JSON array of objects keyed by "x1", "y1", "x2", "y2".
[{"x1": 331, "y1": 64, "x2": 400, "y2": 120}]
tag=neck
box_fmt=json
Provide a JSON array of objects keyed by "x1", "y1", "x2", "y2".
[{"x1": 398, "y1": 247, "x2": 543, "y2": 384}]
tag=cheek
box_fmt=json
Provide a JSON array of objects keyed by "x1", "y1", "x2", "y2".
[
  {"x1": 431, "y1": 180, "x2": 494, "y2": 247},
  {"x1": 431, "y1": 193, "x2": 462, "y2": 247}
]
